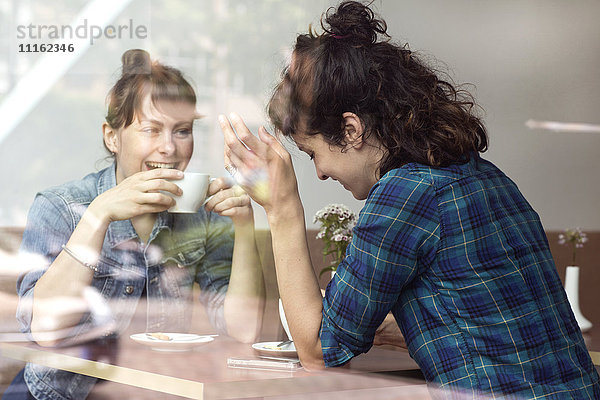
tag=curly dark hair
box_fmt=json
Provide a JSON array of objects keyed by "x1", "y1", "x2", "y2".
[{"x1": 267, "y1": 1, "x2": 488, "y2": 175}]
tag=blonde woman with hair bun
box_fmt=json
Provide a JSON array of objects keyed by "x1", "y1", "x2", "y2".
[{"x1": 6, "y1": 49, "x2": 265, "y2": 400}]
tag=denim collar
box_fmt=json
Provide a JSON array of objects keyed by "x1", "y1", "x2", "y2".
[{"x1": 97, "y1": 163, "x2": 173, "y2": 248}]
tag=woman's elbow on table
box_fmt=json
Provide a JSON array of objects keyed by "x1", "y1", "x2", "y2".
[
  {"x1": 29, "y1": 323, "x2": 63, "y2": 348},
  {"x1": 297, "y1": 343, "x2": 326, "y2": 371},
  {"x1": 224, "y1": 295, "x2": 264, "y2": 343},
  {"x1": 30, "y1": 298, "x2": 90, "y2": 347},
  {"x1": 299, "y1": 355, "x2": 326, "y2": 371},
  {"x1": 227, "y1": 325, "x2": 260, "y2": 344},
  {"x1": 224, "y1": 310, "x2": 263, "y2": 344}
]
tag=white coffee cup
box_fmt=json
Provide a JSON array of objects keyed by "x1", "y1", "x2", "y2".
[
  {"x1": 278, "y1": 298, "x2": 293, "y2": 341},
  {"x1": 167, "y1": 172, "x2": 211, "y2": 213}
]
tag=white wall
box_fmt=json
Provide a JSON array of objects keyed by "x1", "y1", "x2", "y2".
[
  {"x1": 1, "y1": 0, "x2": 599, "y2": 231},
  {"x1": 378, "y1": 0, "x2": 600, "y2": 232}
]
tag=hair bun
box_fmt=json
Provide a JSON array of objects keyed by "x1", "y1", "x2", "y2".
[
  {"x1": 324, "y1": 1, "x2": 388, "y2": 45},
  {"x1": 121, "y1": 49, "x2": 152, "y2": 75}
]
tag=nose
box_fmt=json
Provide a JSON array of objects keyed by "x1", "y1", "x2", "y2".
[
  {"x1": 158, "y1": 132, "x2": 175, "y2": 155},
  {"x1": 315, "y1": 164, "x2": 329, "y2": 181}
]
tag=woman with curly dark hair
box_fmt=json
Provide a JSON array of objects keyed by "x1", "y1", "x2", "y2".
[{"x1": 220, "y1": 1, "x2": 599, "y2": 397}]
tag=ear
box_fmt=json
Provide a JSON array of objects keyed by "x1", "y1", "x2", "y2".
[
  {"x1": 102, "y1": 122, "x2": 119, "y2": 154},
  {"x1": 341, "y1": 112, "x2": 364, "y2": 150}
]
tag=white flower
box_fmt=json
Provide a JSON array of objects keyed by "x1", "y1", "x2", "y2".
[
  {"x1": 559, "y1": 227, "x2": 589, "y2": 266},
  {"x1": 314, "y1": 204, "x2": 358, "y2": 273}
]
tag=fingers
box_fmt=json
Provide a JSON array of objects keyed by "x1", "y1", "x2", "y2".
[
  {"x1": 225, "y1": 150, "x2": 258, "y2": 191},
  {"x1": 126, "y1": 179, "x2": 179, "y2": 209},
  {"x1": 257, "y1": 125, "x2": 274, "y2": 144},
  {"x1": 122, "y1": 192, "x2": 175, "y2": 217},
  {"x1": 140, "y1": 168, "x2": 184, "y2": 180},
  {"x1": 207, "y1": 177, "x2": 230, "y2": 196},
  {"x1": 122, "y1": 169, "x2": 184, "y2": 196},
  {"x1": 204, "y1": 184, "x2": 249, "y2": 213},
  {"x1": 207, "y1": 194, "x2": 250, "y2": 214},
  {"x1": 220, "y1": 114, "x2": 249, "y2": 156},
  {"x1": 140, "y1": 178, "x2": 182, "y2": 196},
  {"x1": 123, "y1": 168, "x2": 185, "y2": 196},
  {"x1": 219, "y1": 113, "x2": 269, "y2": 162},
  {"x1": 228, "y1": 151, "x2": 254, "y2": 181},
  {"x1": 99, "y1": 169, "x2": 186, "y2": 221},
  {"x1": 228, "y1": 113, "x2": 266, "y2": 154},
  {"x1": 139, "y1": 192, "x2": 176, "y2": 208},
  {"x1": 258, "y1": 125, "x2": 289, "y2": 160}
]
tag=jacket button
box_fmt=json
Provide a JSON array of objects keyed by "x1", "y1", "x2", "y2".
[{"x1": 124, "y1": 285, "x2": 134, "y2": 295}]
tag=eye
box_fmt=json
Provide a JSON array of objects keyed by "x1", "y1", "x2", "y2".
[
  {"x1": 174, "y1": 128, "x2": 192, "y2": 138},
  {"x1": 140, "y1": 127, "x2": 160, "y2": 136},
  {"x1": 300, "y1": 149, "x2": 314, "y2": 160}
]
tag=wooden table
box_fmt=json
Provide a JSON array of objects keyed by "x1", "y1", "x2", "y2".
[
  {"x1": 0, "y1": 296, "x2": 429, "y2": 400},
  {"x1": 1, "y1": 337, "x2": 429, "y2": 400},
  {"x1": 3, "y1": 296, "x2": 599, "y2": 400},
  {"x1": 583, "y1": 325, "x2": 600, "y2": 367}
]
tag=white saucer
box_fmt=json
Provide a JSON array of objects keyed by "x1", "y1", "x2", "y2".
[
  {"x1": 130, "y1": 333, "x2": 214, "y2": 352},
  {"x1": 252, "y1": 341, "x2": 297, "y2": 357}
]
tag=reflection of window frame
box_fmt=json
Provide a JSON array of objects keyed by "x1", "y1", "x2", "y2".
[{"x1": 0, "y1": 0, "x2": 135, "y2": 145}]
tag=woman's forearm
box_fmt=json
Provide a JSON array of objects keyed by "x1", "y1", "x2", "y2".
[
  {"x1": 30, "y1": 207, "x2": 109, "y2": 345},
  {"x1": 218, "y1": 113, "x2": 325, "y2": 365},
  {"x1": 267, "y1": 200, "x2": 325, "y2": 370},
  {"x1": 223, "y1": 218, "x2": 266, "y2": 343}
]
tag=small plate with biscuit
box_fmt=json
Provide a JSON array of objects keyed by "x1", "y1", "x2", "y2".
[
  {"x1": 130, "y1": 332, "x2": 215, "y2": 351},
  {"x1": 252, "y1": 341, "x2": 297, "y2": 357}
]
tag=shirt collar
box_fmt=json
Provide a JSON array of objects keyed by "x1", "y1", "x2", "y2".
[{"x1": 150, "y1": 211, "x2": 173, "y2": 241}]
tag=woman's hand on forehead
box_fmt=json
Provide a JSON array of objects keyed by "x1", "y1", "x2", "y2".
[{"x1": 218, "y1": 112, "x2": 301, "y2": 214}]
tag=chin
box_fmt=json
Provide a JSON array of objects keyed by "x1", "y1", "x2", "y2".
[
  {"x1": 349, "y1": 188, "x2": 368, "y2": 201},
  {"x1": 340, "y1": 181, "x2": 368, "y2": 200}
]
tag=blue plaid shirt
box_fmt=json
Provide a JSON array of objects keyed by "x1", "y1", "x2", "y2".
[{"x1": 320, "y1": 155, "x2": 600, "y2": 398}]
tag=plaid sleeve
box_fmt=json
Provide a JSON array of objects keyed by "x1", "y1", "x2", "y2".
[{"x1": 320, "y1": 172, "x2": 440, "y2": 367}]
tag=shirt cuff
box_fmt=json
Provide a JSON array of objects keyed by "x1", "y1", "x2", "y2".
[
  {"x1": 16, "y1": 287, "x2": 34, "y2": 333},
  {"x1": 319, "y1": 304, "x2": 356, "y2": 367}
]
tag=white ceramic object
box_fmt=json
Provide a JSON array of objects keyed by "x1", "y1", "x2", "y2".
[
  {"x1": 167, "y1": 173, "x2": 211, "y2": 213},
  {"x1": 252, "y1": 341, "x2": 297, "y2": 358},
  {"x1": 130, "y1": 333, "x2": 214, "y2": 351},
  {"x1": 278, "y1": 298, "x2": 293, "y2": 341},
  {"x1": 564, "y1": 266, "x2": 593, "y2": 333}
]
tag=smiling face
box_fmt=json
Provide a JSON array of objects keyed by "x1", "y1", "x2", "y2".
[
  {"x1": 104, "y1": 94, "x2": 196, "y2": 184},
  {"x1": 293, "y1": 131, "x2": 381, "y2": 200}
]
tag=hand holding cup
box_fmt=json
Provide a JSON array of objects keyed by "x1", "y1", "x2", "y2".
[{"x1": 204, "y1": 177, "x2": 253, "y2": 225}]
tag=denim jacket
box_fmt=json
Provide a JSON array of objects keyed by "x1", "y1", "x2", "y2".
[{"x1": 16, "y1": 164, "x2": 234, "y2": 400}]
